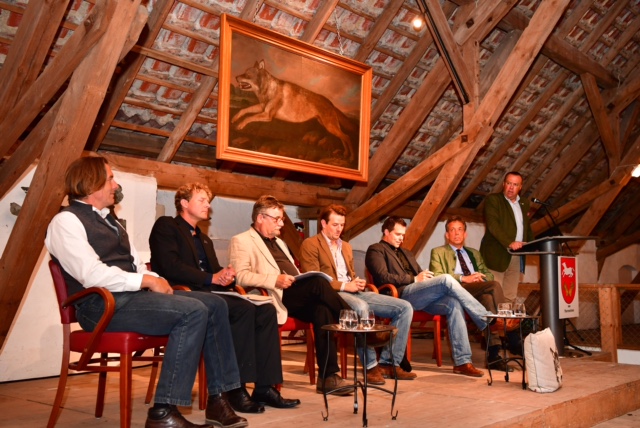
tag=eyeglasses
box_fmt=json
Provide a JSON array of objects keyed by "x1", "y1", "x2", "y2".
[{"x1": 261, "y1": 212, "x2": 285, "y2": 223}]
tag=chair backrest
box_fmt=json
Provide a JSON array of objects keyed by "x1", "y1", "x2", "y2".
[{"x1": 49, "y1": 259, "x2": 76, "y2": 325}]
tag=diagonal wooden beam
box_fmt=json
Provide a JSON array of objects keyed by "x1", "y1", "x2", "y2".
[
  {"x1": 89, "y1": 0, "x2": 175, "y2": 150},
  {"x1": 0, "y1": 0, "x2": 117, "y2": 160},
  {"x1": 354, "y1": 0, "x2": 405, "y2": 63},
  {"x1": 581, "y1": 72, "x2": 620, "y2": 173},
  {"x1": 597, "y1": 229, "x2": 640, "y2": 262},
  {"x1": 0, "y1": 0, "x2": 143, "y2": 350},
  {"x1": 300, "y1": 0, "x2": 338, "y2": 43},
  {"x1": 0, "y1": 0, "x2": 70, "y2": 119}
]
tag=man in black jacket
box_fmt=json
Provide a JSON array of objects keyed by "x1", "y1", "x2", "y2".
[{"x1": 149, "y1": 183, "x2": 299, "y2": 413}]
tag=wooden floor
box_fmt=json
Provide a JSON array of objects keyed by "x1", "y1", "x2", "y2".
[{"x1": 2, "y1": 336, "x2": 640, "y2": 427}]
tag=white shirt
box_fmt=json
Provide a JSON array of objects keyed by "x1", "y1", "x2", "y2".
[
  {"x1": 505, "y1": 194, "x2": 524, "y2": 242},
  {"x1": 321, "y1": 232, "x2": 350, "y2": 290},
  {"x1": 45, "y1": 202, "x2": 157, "y2": 292}
]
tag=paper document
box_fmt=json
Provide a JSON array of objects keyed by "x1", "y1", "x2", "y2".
[
  {"x1": 211, "y1": 291, "x2": 273, "y2": 306},
  {"x1": 294, "y1": 271, "x2": 333, "y2": 282}
]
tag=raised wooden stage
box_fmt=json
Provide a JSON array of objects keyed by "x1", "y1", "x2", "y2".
[{"x1": 1, "y1": 337, "x2": 640, "y2": 427}]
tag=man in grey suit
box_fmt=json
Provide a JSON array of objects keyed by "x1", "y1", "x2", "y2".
[{"x1": 480, "y1": 171, "x2": 534, "y2": 303}]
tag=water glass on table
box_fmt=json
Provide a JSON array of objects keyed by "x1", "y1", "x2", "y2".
[
  {"x1": 513, "y1": 303, "x2": 526, "y2": 317},
  {"x1": 498, "y1": 302, "x2": 513, "y2": 316},
  {"x1": 339, "y1": 309, "x2": 358, "y2": 329},
  {"x1": 360, "y1": 309, "x2": 375, "y2": 330}
]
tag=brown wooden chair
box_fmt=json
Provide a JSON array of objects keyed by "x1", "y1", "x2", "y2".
[{"x1": 48, "y1": 259, "x2": 167, "y2": 428}]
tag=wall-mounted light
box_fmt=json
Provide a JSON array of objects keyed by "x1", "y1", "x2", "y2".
[{"x1": 632, "y1": 164, "x2": 640, "y2": 178}]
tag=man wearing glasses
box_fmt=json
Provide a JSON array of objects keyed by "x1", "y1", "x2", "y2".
[
  {"x1": 229, "y1": 195, "x2": 352, "y2": 395},
  {"x1": 480, "y1": 171, "x2": 534, "y2": 303}
]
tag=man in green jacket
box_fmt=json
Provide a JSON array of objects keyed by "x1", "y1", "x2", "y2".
[
  {"x1": 480, "y1": 171, "x2": 534, "y2": 303},
  {"x1": 430, "y1": 216, "x2": 517, "y2": 370}
]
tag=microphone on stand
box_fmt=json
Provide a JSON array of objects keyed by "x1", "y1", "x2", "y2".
[{"x1": 531, "y1": 197, "x2": 553, "y2": 206}]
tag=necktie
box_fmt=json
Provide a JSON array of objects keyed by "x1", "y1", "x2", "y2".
[{"x1": 456, "y1": 249, "x2": 472, "y2": 276}]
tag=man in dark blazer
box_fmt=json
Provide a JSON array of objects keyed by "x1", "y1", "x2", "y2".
[
  {"x1": 430, "y1": 216, "x2": 518, "y2": 370},
  {"x1": 366, "y1": 216, "x2": 493, "y2": 378},
  {"x1": 149, "y1": 183, "x2": 300, "y2": 414},
  {"x1": 480, "y1": 171, "x2": 535, "y2": 303}
]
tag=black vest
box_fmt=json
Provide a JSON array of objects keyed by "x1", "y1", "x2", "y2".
[{"x1": 55, "y1": 201, "x2": 136, "y2": 297}]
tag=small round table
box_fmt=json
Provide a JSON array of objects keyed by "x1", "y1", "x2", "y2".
[
  {"x1": 320, "y1": 324, "x2": 398, "y2": 427},
  {"x1": 485, "y1": 314, "x2": 540, "y2": 389}
]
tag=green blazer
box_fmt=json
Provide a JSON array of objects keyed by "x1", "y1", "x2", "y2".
[
  {"x1": 429, "y1": 245, "x2": 494, "y2": 283},
  {"x1": 480, "y1": 192, "x2": 534, "y2": 272}
]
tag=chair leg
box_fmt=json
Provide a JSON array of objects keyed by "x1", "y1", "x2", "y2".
[
  {"x1": 120, "y1": 352, "x2": 133, "y2": 428},
  {"x1": 339, "y1": 333, "x2": 348, "y2": 379},
  {"x1": 145, "y1": 347, "x2": 162, "y2": 404},
  {"x1": 433, "y1": 317, "x2": 442, "y2": 367},
  {"x1": 306, "y1": 327, "x2": 316, "y2": 385},
  {"x1": 48, "y1": 350, "x2": 71, "y2": 428},
  {"x1": 198, "y1": 354, "x2": 207, "y2": 411},
  {"x1": 96, "y1": 353, "x2": 108, "y2": 417},
  {"x1": 407, "y1": 331, "x2": 412, "y2": 361}
]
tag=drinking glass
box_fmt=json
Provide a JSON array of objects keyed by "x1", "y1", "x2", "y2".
[
  {"x1": 498, "y1": 302, "x2": 513, "y2": 316},
  {"x1": 340, "y1": 309, "x2": 358, "y2": 329},
  {"x1": 360, "y1": 309, "x2": 375, "y2": 330},
  {"x1": 513, "y1": 303, "x2": 526, "y2": 317}
]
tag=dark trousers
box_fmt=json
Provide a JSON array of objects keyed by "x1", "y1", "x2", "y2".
[
  {"x1": 281, "y1": 276, "x2": 350, "y2": 378},
  {"x1": 217, "y1": 294, "x2": 282, "y2": 386}
]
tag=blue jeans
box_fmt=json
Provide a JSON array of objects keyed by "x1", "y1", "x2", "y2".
[
  {"x1": 339, "y1": 291, "x2": 413, "y2": 368},
  {"x1": 400, "y1": 274, "x2": 491, "y2": 366},
  {"x1": 76, "y1": 290, "x2": 240, "y2": 405}
]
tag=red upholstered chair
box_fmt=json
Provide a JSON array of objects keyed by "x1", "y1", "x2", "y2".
[
  {"x1": 48, "y1": 259, "x2": 167, "y2": 428},
  {"x1": 365, "y1": 270, "x2": 446, "y2": 367}
]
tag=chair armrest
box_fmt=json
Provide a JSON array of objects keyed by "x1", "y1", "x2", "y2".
[
  {"x1": 377, "y1": 284, "x2": 399, "y2": 298},
  {"x1": 364, "y1": 283, "x2": 379, "y2": 293},
  {"x1": 236, "y1": 285, "x2": 269, "y2": 296},
  {"x1": 63, "y1": 287, "x2": 116, "y2": 369},
  {"x1": 172, "y1": 285, "x2": 191, "y2": 291}
]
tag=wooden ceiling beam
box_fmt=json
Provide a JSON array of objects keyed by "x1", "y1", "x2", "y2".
[
  {"x1": 501, "y1": 8, "x2": 618, "y2": 88},
  {"x1": 402, "y1": 0, "x2": 571, "y2": 253},
  {"x1": 570, "y1": 135, "x2": 640, "y2": 237},
  {"x1": 354, "y1": 0, "x2": 405, "y2": 63},
  {"x1": 581, "y1": 72, "x2": 620, "y2": 172},
  {"x1": 103, "y1": 153, "x2": 347, "y2": 208},
  {"x1": 299, "y1": 0, "x2": 338, "y2": 43},
  {"x1": 0, "y1": 0, "x2": 116, "y2": 160},
  {"x1": 89, "y1": 0, "x2": 175, "y2": 150},
  {"x1": 0, "y1": 0, "x2": 143, "y2": 350},
  {"x1": 345, "y1": 58, "x2": 451, "y2": 206},
  {"x1": 455, "y1": 62, "x2": 565, "y2": 208},
  {"x1": 0, "y1": 0, "x2": 69, "y2": 119},
  {"x1": 602, "y1": 194, "x2": 640, "y2": 245},
  {"x1": 157, "y1": 72, "x2": 219, "y2": 162},
  {"x1": 597, "y1": 229, "x2": 640, "y2": 262}
]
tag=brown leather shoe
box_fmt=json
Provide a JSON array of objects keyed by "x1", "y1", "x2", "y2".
[
  {"x1": 453, "y1": 363, "x2": 484, "y2": 378},
  {"x1": 205, "y1": 394, "x2": 248, "y2": 428},
  {"x1": 145, "y1": 405, "x2": 212, "y2": 428},
  {"x1": 365, "y1": 365, "x2": 386, "y2": 385},
  {"x1": 378, "y1": 364, "x2": 417, "y2": 380},
  {"x1": 316, "y1": 373, "x2": 353, "y2": 396}
]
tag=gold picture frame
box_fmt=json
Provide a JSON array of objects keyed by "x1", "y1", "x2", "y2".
[{"x1": 217, "y1": 14, "x2": 371, "y2": 182}]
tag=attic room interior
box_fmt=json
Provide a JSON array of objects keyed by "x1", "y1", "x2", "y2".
[{"x1": 0, "y1": 0, "x2": 640, "y2": 426}]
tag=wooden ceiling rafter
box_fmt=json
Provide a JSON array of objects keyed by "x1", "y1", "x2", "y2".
[{"x1": 0, "y1": 0, "x2": 145, "y2": 350}]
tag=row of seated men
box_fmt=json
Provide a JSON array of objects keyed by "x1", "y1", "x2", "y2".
[{"x1": 46, "y1": 156, "x2": 520, "y2": 428}]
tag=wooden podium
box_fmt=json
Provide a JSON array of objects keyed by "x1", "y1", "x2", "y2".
[{"x1": 510, "y1": 236, "x2": 596, "y2": 355}]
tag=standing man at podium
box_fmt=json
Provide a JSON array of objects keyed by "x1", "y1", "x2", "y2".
[{"x1": 480, "y1": 171, "x2": 534, "y2": 303}]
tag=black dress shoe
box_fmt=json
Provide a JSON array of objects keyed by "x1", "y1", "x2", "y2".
[
  {"x1": 145, "y1": 405, "x2": 212, "y2": 428},
  {"x1": 226, "y1": 387, "x2": 264, "y2": 413},
  {"x1": 251, "y1": 386, "x2": 301, "y2": 409},
  {"x1": 487, "y1": 355, "x2": 514, "y2": 372},
  {"x1": 205, "y1": 395, "x2": 249, "y2": 428}
]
